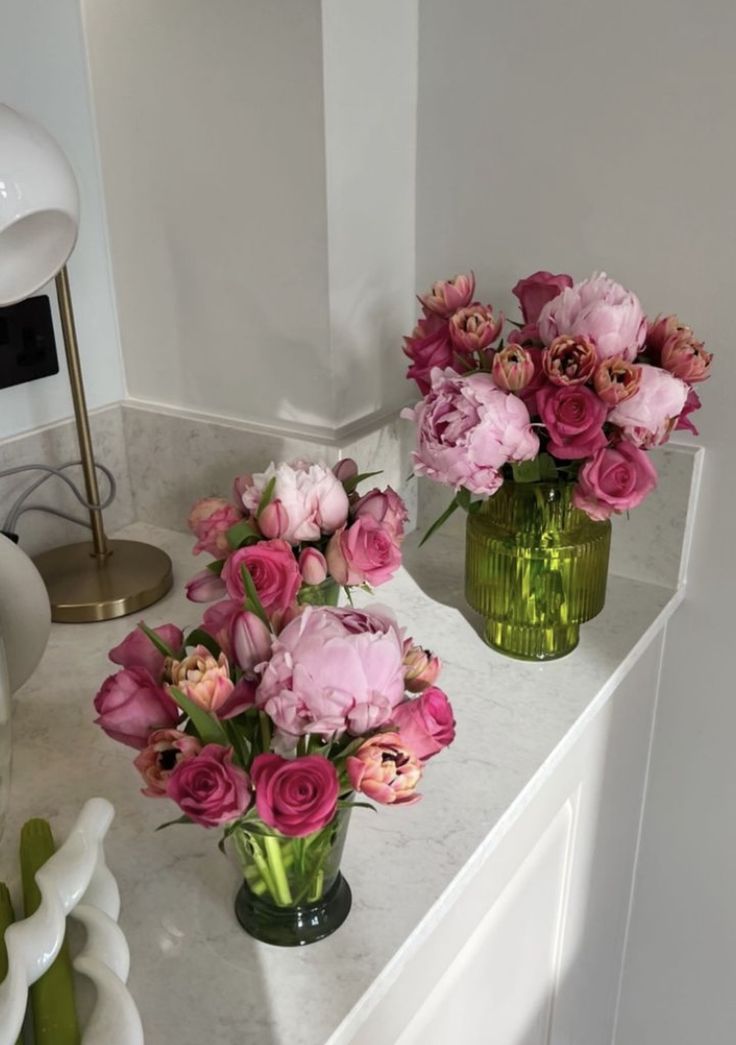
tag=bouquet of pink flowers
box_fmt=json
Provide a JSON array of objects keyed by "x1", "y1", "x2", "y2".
[
  {"x1": 403, "y1": 270, "x2": 711, "y2": 529},
  {"x1": 92, "y1": 459, "x2": 454, "y2": 944}
]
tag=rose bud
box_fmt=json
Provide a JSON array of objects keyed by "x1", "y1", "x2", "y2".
[
  {"x1": 512, "y1": 270, "x2": 573, "y2": 326},
  {"x1": 418, "y1": 272, "x2": 476, "y2": 317},
  {"x1": 403, "y1": 642, "x2": 442, "y2": 692},
  {"x1": 542, "y1": 334, "x2": 597, "y2": 386},
  {"x1": 392, "y1": 687, "x2": 456, "y2": 761},
  {"x1": 660, "y1": 327, "x2": 712, "y2": 383},
  {"x1": 185, "y1": 568, "x2": 226, "y2": 604},
  {"x1": 593, "y1": 357, "x2": 642, "y2": 405},
  {"x1": 134, "y1": 728, "x2": 202, "y2": 797},
  {"x1": 109, "y1": 623, "x2": 183, "y2": 678},
  {"x1": 448, "y1": 303, "x2": 503, "y2": 353},
  {"x1": 169, "y1": 645, "x2": 234, "y2": 713},
  {"x1": 94, "y1": 667, "x2": 180, "y2": 749},
  {"x1": 257, "y1": 498, "x2": 290, "y2": 540},
  {"x1": 353, "y1": 487, "x2": 409, "y2": 542},
  {"x1": 347, "y1": 732, "x2": 422, "y2": 805},
  {"x1": 491, "y1": 345, "x2": 536, "y2": 392},
  {"x1": 167, "y1": 744, "x2": 251, "y2": 827},
  {"x1": 299, "y1": 547, "x2": 328, "y2": 586},
  {"x1": 333, "y1": 458, "x2": 359, "y2": 483},
  {"x1": 231, "y1": 611, "x2": 272, "y2": 676},
  {"x1": 187, "y1": 497, "x2": 243, "y2": 557}
]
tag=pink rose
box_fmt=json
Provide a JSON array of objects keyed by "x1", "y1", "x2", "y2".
[
  {"x1": 352, "y1": 487, "x2": 409, "y2": 542},
  {"x1": 185, "y1": 569, "x2": 226, "y2": 604},
  {"x1": 202, "y1": 598, "x2": 241, "y2": 657},
  {"x1": 347, "y1": 733, "x2": 422, "y2": 805},
  {"x1": 448, "y1": 304, "x2": 503, "y2": 353},
  {"x1": 593, "y1": 357, "x2": 642, "y2": 406},
  {"x1": 109, "y1": 623, "x2": 183, "y2": 678},
  {"x1": 251, "y1": 754, "x2": 339, "y2": 837},
  {"x1": 491, "y1": 345, "x2": 536, "y2": 393},
  {"x1": 169, "y1": 645, "x2": 234, "y2": 713},
  {"x1": 231, "y1": 611, "x2": 273, "y2": 676},
  {"x1": 256, "y1": 605, "x2": 406, "y2": 737},
  {"x1": 299, "y1": 547, "x2": 328, "y2": 586},
  {"x1": 537, "y1": 384, "x2": 608, "y2": 459},
  {"x1": 402, "y1": 643, "x2": 442, "y2": 693},
  {"x1": 538, "y1": 273, "x2": 646, "y2": 362},
  {"x1": 167, "y1": 744, "x2": 251, "y2": 827},
  {"x1": 418, "y1": 272, "x2": 475, "y2": 317},
  {"x1": 403, "y1": 312, "x2": 455, "y2": 394},
  {"x1": 403, "y1": 369, "x2": 539, "y2": 496},
  {"x1": 94, "y1": 667, "x2": 180, "y2": 749},
  {"x1": 240, "y1": 461, "x2": 349, "y2": 543},
  {"x1": 133, "y1": 728, "x2": 202, "y2": 797},
  {"x1": 573, "y1": 442, "x2": 658, "y2": 521},
  {"x1": 188, "y1": 497, "x2": 243, "y2": 558},
  {"x1": 326, "y1": 517, "x2": 402, "y2": 588},
  {"x1": 542, "y1": 335, "x2": 597, "y2": 386},
  {"x1": 221, "y1": 540, "x2": 302, "y2": 614},
  {"x1": 392, "y1": 687, "x2": 456, "y2": 761},
  {"x1": 512, "y1": 271, "x2": 573, "y2": 326},
  {"x1": 609, "y1": 364, "x2": 688, "y2": 448},
  {"x1": 675, "y1": 386, "x2": 702, "y2": 436}
]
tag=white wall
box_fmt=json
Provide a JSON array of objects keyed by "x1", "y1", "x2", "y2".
[
  {"x1": 0, "y1": 0, "x2": 124, "y2": 440},
  {"x1": 416, "y1": 1, "x2": 736, "y2": 1041}
]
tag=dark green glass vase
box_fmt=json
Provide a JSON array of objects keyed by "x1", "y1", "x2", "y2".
[
  {"x1": 465, "y1": 482, "x2": 611, "y2": 660},
  {"x1": 232, "y1": 810, "x2": 352, "y2": 946}
]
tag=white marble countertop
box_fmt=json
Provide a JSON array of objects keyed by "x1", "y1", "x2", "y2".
[{"x1": 3, "y1": 523, "x2": 681, "y2": 1045}]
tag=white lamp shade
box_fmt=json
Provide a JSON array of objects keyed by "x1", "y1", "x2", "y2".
[{"x1": 0, "y1": 104, "x2": 80, "y2": 305}]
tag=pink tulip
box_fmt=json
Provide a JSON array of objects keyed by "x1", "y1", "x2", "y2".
[
  {"x1": 573, "y1": 442, "x2": 658, "y2": 521},
  {"x1": 538, "y1": 273, "x2": 646, "y2": 362},
  {"x1": 326, "y1": 517, "x2": 402, "y2": 588},
  {"x1": 299, "y1": 547, "x2": 328, "y2": 586},
  {"x1": 418, "y1": 272, "x2": 475, "y2": 317},
  {"x1": 251, "y1": 754, "x2": 339, "y2": 837},
  {"x1": 94, "y1": 667, "x2": 180, "y2": 749},
  {"x1": 542, "y1": 335, "x2": 598, "y2": 386},
  {"x1": 167, "y1": 744, "x2": 251, "y2": 827},
  {"x1": 609, "y1": 364, "x2": 688, "y2": 448},
  {"x1": 231, "y1": 611, "x2": 272, "y2": 676},
  {"x1": 491, "y1": 345, "x2": 536, "y2": 393},
  {"x1": 403, "y1": 643, "x2": 442, "y2": 692},
  {"x1": 647, "y1": 315, "x2": 712, "y2": 383},
  {"x1": 201, "y1": 598, "x2": 241, "y2": 657},
  {"x1": 448, "y1": 304, "x2": 503, "y2": 353},
  {"x1": 133, "y1": 728, "x2": 202, "y2": 797},
  {"x1": 257, "y1": 499, "x2": 289, "y2": 540},
  {"x1": 403, "y1": 312, "x2": 455, "y2": 394},
  {"x1": 185, "y1": 568, "x2": 227, "y2": 604},
  {"x1": 593, "y1": 357, "x2": 642, "y2": 405},
  {"x1": 512, "y1": 271, "x2": 573, "y2": 326},
  {"x1": 169, "y1": 645, "x2": 234, "y2": 713},
  {"x1": 352, "y1": 487, "x2": 409, "y2": 542},
  {"x1": 333, "y1": 458, "x2": 359, "y2": 483},
  {"x1": 392, "y1": 687, "x2": 456, "y2": 761},
  {"x1": 109, "y1": 623, "x2": 183, "y2": 677},
  {"x1": 347, "y1": 733, "x2": 422, "y2": 805}
]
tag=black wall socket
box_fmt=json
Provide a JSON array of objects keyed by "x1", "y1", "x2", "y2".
[{"x1": 0, "y1": 295, "x2": 59, "y2": 390}]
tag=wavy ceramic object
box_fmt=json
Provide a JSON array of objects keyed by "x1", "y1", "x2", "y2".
[{"x1": 0, "y1": 798, "x2": 144, "y2": 1045}]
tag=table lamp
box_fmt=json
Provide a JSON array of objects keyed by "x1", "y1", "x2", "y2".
[{"x1": 0, "y1": 103, "x2": 172, "y2": 622}]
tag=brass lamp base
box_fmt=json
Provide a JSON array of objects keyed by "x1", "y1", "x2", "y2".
[{"x1": 33, "y1": 539, "x2": 173, "y2": 623}]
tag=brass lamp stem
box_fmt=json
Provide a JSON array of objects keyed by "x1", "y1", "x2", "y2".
[{"x1": 54, "y1": 265, "x2": 109, "y2": 560}]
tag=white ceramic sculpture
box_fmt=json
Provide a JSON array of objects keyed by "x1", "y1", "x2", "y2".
[{"x1": 0, "y1": 797, "x2": 144, "y2": 1045}]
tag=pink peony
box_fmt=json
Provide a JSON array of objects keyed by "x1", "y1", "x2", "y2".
[
  {"x1": 403, "y1": 369, "x2": 539, "y2": 496},
  {"x1": 231, "y1": 611, "x2": 273, "y2": 677},
  {"x1": 537, "y1": 384, "x2": 608, "y2": 460},
  {"x1": 133, "y1": 728, "x2": 202, "y2": 797},
  {"x1": 573, "y1": 442, "x2": 658, "y2": 521},
  {"x1": 167, "y1": 744, "x2": 251, "y2": 827},
  {"x1": 403, "y1": 312, "x2": 455, "y2": 394},
  {"x1": 418, "y1": 272, "x2": 475, "y2": 317},
  {"x1": 188, "y1": 497, "x2": 243, "y2": 558},
  {"x1": 347, "y1": 733, "x2": 422, "y2": 805},
  {"x1": 109, "y1": 623, "x2": 183, "y2": 678},
  {"x1": 256, "y1": 605, "x2": 407, "y2": 737},
  {"x1": 448, "y1": 304, "x2": 503, "y2": 353},
  {"x1": 251, "y1": 754, "x2": 339, "y2": 838},
  {"x1": 609, "y1": 364, "x2": 688, "y2": 448},
  {"x1": 169, "y1": 646, "x2": 234, "y2": 713},
  {"x1": 257, "y1": 499, "x2": 290, "y2": 540},
  {"x1": 542, "y1": 335, "x2": 597, "y2": 386},
  {"x1": 202, "y1": 598, "x2": 241, "y2": 658},
  {"x1": 299, "y1": 547, "x2": 328, "y2": 586},
  {"x1": 402, "y1": 643, "x2": 442, "y2": 693},
  {"x1": 538, "y1": 273, "x2": 646, "y2": 362},
  {"x1": 185, "y1": 569, "x2": 226, "y2": 604},
  {"x1": 94, "y1": 667, "x2": 180, "y2": 749},
  {"x1": 240, "y1": 461, "x2": 349, "y2": 543},
  {"x1": 326, "y1": 517, "x2": 402, "y2": 588},
  {"x1": 512, "y1": 271, "x2": 573, "y2": 326},
  {"x1": 352, "y1": 487, "x2": 409, "y2": 542},
  {"x1": 593, "y1": 357, "x2": 642, "y2": 406},
  {"x1": 392, "y1": 687, "x2": 456, "y2": 761},
  {"x1": 221, "y1": 540, "x2": 302, "y2": 615},
  {"x1": 491, "y1": 345, "x2": 536, "y2": 393},
  {"x1": 675, "y1": 387, "x2": 702, "y2": 436}
]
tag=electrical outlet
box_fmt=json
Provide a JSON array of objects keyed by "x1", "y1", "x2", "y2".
[{"x1": 0, "y1": 295, "x2": 59, "y2": 390}]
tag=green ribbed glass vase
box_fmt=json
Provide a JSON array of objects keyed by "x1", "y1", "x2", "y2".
[{"x1": 465, "y1": 482, "x2": 611, "y2": 660}]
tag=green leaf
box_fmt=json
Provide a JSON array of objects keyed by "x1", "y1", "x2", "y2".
[
  {"x1": 455, "y1": 487, "x2": 472, "y2": 510},
  {"x1": 205, "y1": 558, "x2": 225, "y2": 575},
  {"x1": 255, "y1": 477, "x2": 277, "y2": 519},
  {"x1": 169, "y1": 686, "x2": 229, "y2": 746},
  {"x1": 155, "y1": 815, "x2": 194, "y2": 831},
  {"x1": 137, "y1": 622, "x2": 178, "y2": 659},
  {"x1": 419, "y1": 496, "x2": 459, "y2": 546},
  {"x1": 512, "y1": 458, "x2": 542, "y2": 483},
  {"x1": 343, "y1": 470, "x2": 383, "y2": 495},
  {"x1": 538, "y1": 453, "x2": 559, "y2": 481},
  {"x1": 184, "y1": 627, "x2": 222, "y2": 658},
  {"x1": 337, "y1": 800, "x2": 377, "y2": 813},
  {"x1": 240, "y1": 564, "x2": 270, "y2": 628},
  {"x1": 226, "y1": 519, "x2": 260, "y2": 551}
]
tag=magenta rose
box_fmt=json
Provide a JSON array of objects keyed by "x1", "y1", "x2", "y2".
[
  {"x1": 512, "y1": 271, "x2": 573, "y2": 326},
  {"x1": 538, "y1": 273, "x2": 646, "y2": 362},
  {"x1": 347, "y1": 733, "x2": 422, "y2": 805},
  {"x1": 326, "y1": 517, "x2": 401, "y2": 588},
  {"x1": 418, "y1": 272, "x2": 475, "y2": 317},
  {"x1": 221, "y1": 539, "x2": 301, "y2": 614},
  {"x1": 392, "y1": 687, "x2": 456, "y2": 761},
  {"x1": 188, "y1": 497, "x2": 243, "y2": 558},
  {"x1": 251, "y1": 753, "x2": 339, "y2": 837},
  {"x1": 609, "y1": 364, "x2": 688, "y2": 448},
  {"x1": 94, "y1": 667, "x2": 180, "y2": 749},
  {"x1": 109, "y1": 623, "x2": 183, "y2": 678},
  {"x1": 537, "y1": 384, "x2": 608, "y2": 459},
  {"x1": 352, "y1": 487, "x2": 409, "y2": 542},
  {"x1": 167, "y1": 744, "x2": 251, "y2": 827},
  {"x1": 573, "y1": 442, "x2": 658, "y2": 521},
  {"x1": 134, "y1": 728, "x2": 202, "y2": 797},
  {"x1": 403, "y1": 312, "x2": 455, "y2": 394}
]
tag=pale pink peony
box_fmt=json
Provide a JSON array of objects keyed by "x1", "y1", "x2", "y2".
[
  {"x1": 94, "y1": 667, "x2": 180, "y2": 749},
  {"x1": 251, "y1": 754, "x2": 339, "y2": 837},
  {"x1": 109, "y1": 623, "x2": 183, "y2": 678},
  {"x1": 134, "y1": 728, "x2": 202, "y2": 797},
  {"x1": 167, "y1": 744, "x2": 251, "y2": 827},
  {"x1": 448, "y1": 303, "x2": 503, "y2": 353},
  {"x1": 609, "y1": 364, "x2": 688, "y2": 447},
  {"x1": 188, "y1": 497, "x2": 243, "y2": 558},
  {"x1": 391, "y1": 687, "x2": 456, "y2": 761},
  {"x1": 352, "y1": 487, "x2": 409, "y2": 542},
  {"x1": 403, "y1": 369, "x2": 539, "y2": 496},
  {"x1": 256, "y1": 605, "x2": 407, "y2": 737},
  {"x1": 418, "y1": 272, "x2": 475, "y2": 317},
  {"x1": 326, "y1": 517, "x2": 402, "y2": 588},
  {"x1": 512, "y1": 271, "x2": 573, "y2": 326},
  {"x1": 221, "y1": 540, "x2": 302, "y2": 615},
  {"x1": 573, "y1": 443, "x2": 658, "y2": 521},
  {"x1": 240, "y1": 461, "x2": 349, "y2": 543},
  {"x1": 538, "y1": 273, "x2": 646, "y2": 362},
  {"x1": 347, "y1": 733, "x2": 422, "y2": 805},
  {"x1": 403, "y1": 312, "x2": 455, "y2": 394},
  {"x1": 169, "y1": 645, "x2": 234, "y2": 713}
]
